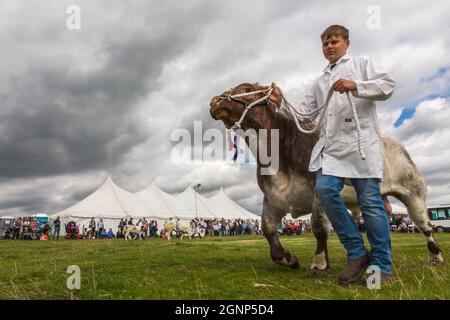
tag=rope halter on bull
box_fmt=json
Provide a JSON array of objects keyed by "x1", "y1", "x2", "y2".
[
  {"x1": 228, "y1": 87, "x2": 274, "y2": 130},
  {"x1": 227, "y1": 86, "x2": 366, "y2": 160}
]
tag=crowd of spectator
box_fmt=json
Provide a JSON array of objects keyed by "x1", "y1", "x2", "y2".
[
  {"x1": 357, "y1": 214, "x2": 416, "y2": 233},
  {"x1": 280, "y1": 216, "x2": 311, "y2": 235},
  {"x1": 3, "y1": 217, "x2": 51, "y2": 240},
  {"x1": 3, "y1": 215, "x2": 316, "y2": 240},
  {"x1": 189, "y1": 218, "x2": 262, "y2": 238}
]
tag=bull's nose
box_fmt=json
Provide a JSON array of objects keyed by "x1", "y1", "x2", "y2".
[
  {"x1": 209, "y1": 96, "x2": 221, "y2": 114},
  {"x1": 210, "y1": 108, "x2": 218, "y2": 120}
]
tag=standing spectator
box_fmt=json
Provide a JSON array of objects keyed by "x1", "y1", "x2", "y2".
[
  {"x1": 31, "y1": 218, "x2": 39, "y2": 239},
  {"x1": 22, "y1": 218, "x2": 30, "y2": 231},
  {"x1": 143, "y1": 218, "x2": 149, "y2": 238},
  {"x1": 89, "y1": 218, "x2": 96, "y2": 239},
  {"x1": 250, "y1": 220, "x2": 256, "y2": 235},
  {"x1": 206, "y1": 221, "x2": 213, "y2": 236},
  {"x1": 246, "y1": 220, "x2": 252, "y2": 235},
  {"x1": 98, "y1": 218, "x2": 105, "y2": 238},
  {"x1": 241, "y1": 220, "x2": 247, "y2": 235},
  {"x1": 228, "y1": 220, "x2": 234, "y2": 236},
  {"x1": 136, "y1": 218, "x2": 143, "y2": 229},
  {"x1": 13, "y1": 217, "x2": 22, "y2": 240},
  {"x1": 82, "y1": 227, "x2": 88, "y2": 239},
  {"x1": 53, "y1": 216, "x2": 61, "y2": 239},
  {"x1": 149, "y1": 220, "x2": 156, "y2": 238},
  {"x1": 297, "y1": 220, "x2": 303, "y2": 235},
  {"x1": 219, "y1": 219, "x2": 225, "y2": 236},
  {"x1": 404, "y1": 216, "x2": 411, "y2": 225},
  {"x1": 232, "y1": 220, "x2": 237, "y2": 235},
  {"x1": 136, "y1": 219, "x2": 145, "y2": 239},
  {"x1": 399, "y1": 219, "x2": 408, "y2": 233},
  {"x1": 199, "y1": 224, "x2": 206, "y2": 239},
  {"x1": 191, "y1": 220, "x2": 200, "y2": 238},
  {"x1": 117, "y1": 219, "x2": 125, "y2": 238},
  {"x1": 212, "y1": 221, "x2": 220, "y2": 236},
  {"x1": 237, "y1": 220, "x2": 243, "y2": 235},
  {"x1": 395, "y1": 216, "x2": 402, "y2": 228},
  {"x1": 219, "y1": 220, "x2": 223, "y2": 235}
]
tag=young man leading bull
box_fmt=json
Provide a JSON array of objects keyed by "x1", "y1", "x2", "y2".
[{"x1": 268, "y1": 25, "x2": 396, "y2": 286}]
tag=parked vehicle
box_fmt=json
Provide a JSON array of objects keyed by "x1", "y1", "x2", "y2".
[{"x1": 428, "y1": 205, "x2": 450, "y2": 233}]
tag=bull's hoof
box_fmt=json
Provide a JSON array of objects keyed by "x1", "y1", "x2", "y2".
[
  {"x1": 310, "y1": 252, "x2": 329, "y2": 276},
  {"x1": 310, "y1": 266, "x2": 330, "y2": 277},
  {"x1": 429, "y1": 252, "x2": 444, "y2": 265},
  {"x1": 273, "y1": 251, "x2": 300, "y2": 269}
]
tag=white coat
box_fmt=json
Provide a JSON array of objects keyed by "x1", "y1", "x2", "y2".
[{"x1": 302, "y1": 54, "x2": 395, "y2": 179}]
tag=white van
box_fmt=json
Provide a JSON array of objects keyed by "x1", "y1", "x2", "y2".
[{"x1": 428, "y1": 205, "x2": 450, "y2": 233}]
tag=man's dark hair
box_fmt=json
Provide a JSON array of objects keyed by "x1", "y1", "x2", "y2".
[{"x1": 321, "y1": 25, "x2": 349, "y2": 41}]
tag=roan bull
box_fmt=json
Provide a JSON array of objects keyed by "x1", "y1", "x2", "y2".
[
  {"x1": 163, "y1": 220, "x2": 192, "y2": 240},
  {"x1": 209, "y1": 82, "x2": 444, "y2": 274}
]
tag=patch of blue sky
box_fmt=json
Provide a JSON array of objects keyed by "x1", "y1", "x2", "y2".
[
  {"x1": 394, "y1": 91, "x2": 450, "y2": 127},
  {"x1": 395, "y1": 67, "x2": 449, "y2": 127},
  {"x1": 420, "y1": 66, "x2": 450, "y2": 83}
]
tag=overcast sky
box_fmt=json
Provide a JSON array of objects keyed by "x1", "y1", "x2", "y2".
[{"x1": 0, "y1": 0, "x2": 449, "y2": 217}]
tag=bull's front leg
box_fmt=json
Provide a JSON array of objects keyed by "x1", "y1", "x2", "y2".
[
  {"x1": 310, "y1": 196, "x2": 331, "y2": 276},
  {"x1": 262, "y1": 198, "x2": 299, "y2": 269}
]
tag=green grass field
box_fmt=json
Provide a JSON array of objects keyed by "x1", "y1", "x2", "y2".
[{"x1": 0, "y1": 233, "x2": 449, "y2": 300}]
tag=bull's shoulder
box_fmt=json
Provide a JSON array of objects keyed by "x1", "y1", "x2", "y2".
[
  {"x1": 380, "y1": 135, "x2": 423, "y2": 190},
  {"x1": 380, "y1": 135, "x2": 400, "y2": 147}
]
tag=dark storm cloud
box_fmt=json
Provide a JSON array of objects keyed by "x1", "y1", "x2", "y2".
[{"x1": 0, "y1": 0, "x2": 218, "y2": 179}]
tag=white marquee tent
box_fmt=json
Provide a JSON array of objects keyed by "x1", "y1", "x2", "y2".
[
  {"x1": 390, "y1": 204, "x2": 408, "y2": 215},
  {"x1": 51, "y1": 176, "x2": 261, "y2": 234},
  {"x1": 135, "y1": 182, "x2": 193, "y2": 220},
  {"x1": 208, "y1": 188, "x2": 261, "y2": 220},
  {"x1": 50, "y1": 176, "x2": 149, "y2": 233},
  {"x1": 175, "y1": 185, "x2": 218, "y2": 219}
]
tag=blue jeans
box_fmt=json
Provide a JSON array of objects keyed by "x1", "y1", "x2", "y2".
[
  {"x1": 315, "y1": 169, "x2": 392, "y2": 274},
  {"x1": 53, "y1": 226, "x2": 60, "y2": 239}
]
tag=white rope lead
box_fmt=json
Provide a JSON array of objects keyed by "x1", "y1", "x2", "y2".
[
  {"x1": 346, "y1": 91, "x2": 366, "y2": 160},
  {"x1": 226, "y1": 86, "x2": 366, "y2": 160},
  {"x1": 280, "y1": 87, "x2": 366, "y2": 160},
  {"x1": 230, "y1": 88, "x2": 273, "y2": 130}
]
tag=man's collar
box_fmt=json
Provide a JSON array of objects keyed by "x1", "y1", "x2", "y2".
[{"x1": 323, "y1": 54, "x2": 352, "y2": 73}]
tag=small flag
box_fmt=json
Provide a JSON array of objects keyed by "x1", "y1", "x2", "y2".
[{"x1": 232, "y1": 134, "x2": 239, "y2": 161}]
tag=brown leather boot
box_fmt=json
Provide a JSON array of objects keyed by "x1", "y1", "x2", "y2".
[
  {"x1": 379, "y1": 273, "x2": 393, "y2": 286},
  {"x1": 338, "y1": 254, "x2": 370, "y2": 285}
]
